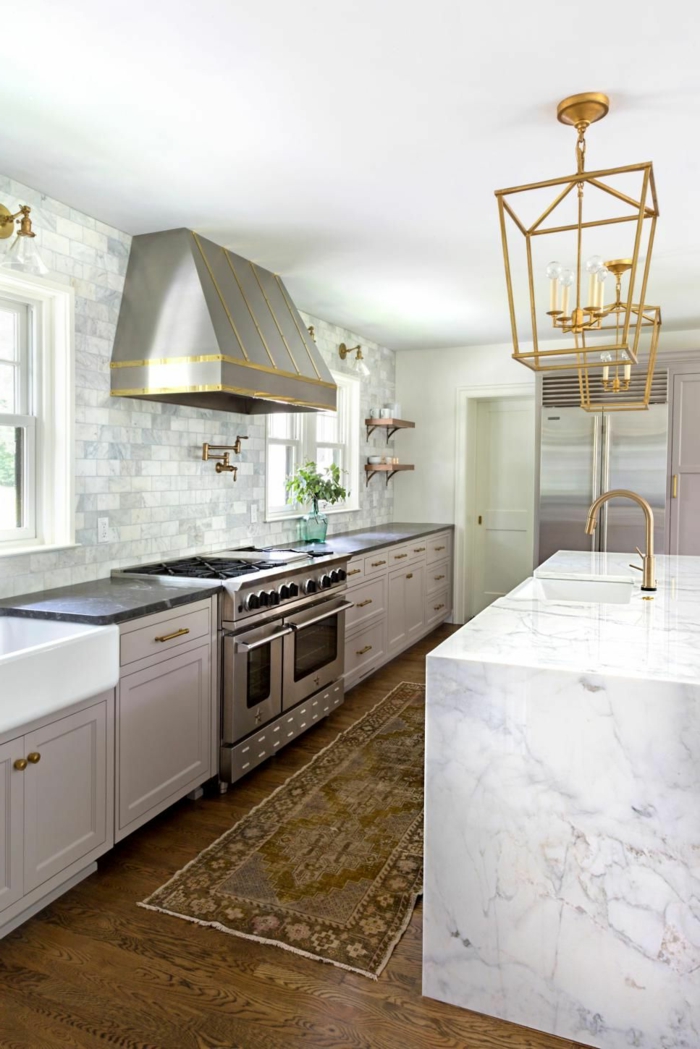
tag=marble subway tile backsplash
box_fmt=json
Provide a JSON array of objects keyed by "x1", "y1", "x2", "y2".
[{"x1": 0, "y1": 175, "x2": 396, "y2": 599}]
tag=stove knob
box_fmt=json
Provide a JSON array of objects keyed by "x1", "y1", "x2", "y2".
[
  {"x1": 279, "y1": 584, "x2": 291, "y2": 600},
  {"x1": 330, "y1": 570, "x2": 340, "y2": 584},
  {"x1": 337, "y1": 569, "x2": 346, "y2": 581},
  {"x1": 288, "y1": 582, "x2": 299, "y2": 598},
  {"x1": 321, "y1": 574, "x2": 332, "y2": 589},
  {"x1": 268, "y1": 589, "x2": 280, "y2": 606},
  {"x1": 303, "y1": 579, "x2": 317, "y2": 595},
  {"x1": 245, "y1": 593, "x2": 260, "y2": 611},
  {"x1": 258, "y1": 591, "x2": 270, "y2": 607}
]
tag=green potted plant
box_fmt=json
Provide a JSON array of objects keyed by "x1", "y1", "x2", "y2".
[{"x1": 285, "y1": 460, "x2": 348, "y2": 543}]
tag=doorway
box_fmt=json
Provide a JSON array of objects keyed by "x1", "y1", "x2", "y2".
[{"x1": 470, "y1": 396, "x2": 535, "y2": 617}]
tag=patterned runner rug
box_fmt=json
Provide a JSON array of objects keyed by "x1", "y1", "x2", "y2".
[{"x1": 139, "y1": 681, "x2": 425, "y2": 978}]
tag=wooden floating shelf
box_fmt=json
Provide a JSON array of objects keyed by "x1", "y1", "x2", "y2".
[
  {"x1": 365, "y1": 418, "x2": 415, "y2": 443},
  {"x1": 364, "y1": 463, "x2": 415, "y2": 487}
]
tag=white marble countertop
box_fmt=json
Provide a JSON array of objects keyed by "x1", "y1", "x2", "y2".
[{"x1": 430, "y1": 550, "x2": 700, "y2": 686}]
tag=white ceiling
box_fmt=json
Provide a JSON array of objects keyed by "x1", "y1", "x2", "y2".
[{"x1": 2, "y1": 0, "x2": 699, "y2": 350}]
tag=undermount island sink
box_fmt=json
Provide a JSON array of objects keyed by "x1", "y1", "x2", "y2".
[
  {"x1": 509, "y1": 575, "x2": 635, "y2": 605},
  {"x1": 0, "y1": 616, "x2": 120, "y2": 734}
]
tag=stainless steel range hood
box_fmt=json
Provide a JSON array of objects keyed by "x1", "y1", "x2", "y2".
[{"x1": 110, "y1": 228, "x2": 336, "y2": 414}]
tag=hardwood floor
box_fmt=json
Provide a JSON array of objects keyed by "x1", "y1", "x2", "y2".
[{"x1": 0, "y1": 625, "x2": 589, "y2": 1049}]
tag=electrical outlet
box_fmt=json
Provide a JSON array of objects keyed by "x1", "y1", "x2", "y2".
[
  {"x1": 98, "y1": 517, "x2": 110, "y2": 543},
  {"x1": 250, "y1": 504, "x2": 258, "y2": 524}
]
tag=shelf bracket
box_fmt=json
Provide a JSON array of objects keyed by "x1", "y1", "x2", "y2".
[{"x1": 365, "y1": 424, "x2": 401, "y2": 444}]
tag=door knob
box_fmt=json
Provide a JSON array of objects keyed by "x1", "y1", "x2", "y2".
[
  {"x1": 27, "y1": 752, "x2": 41, "y2": 764},
  {"x1": 13, "y1": 758, "x2": 27, "y2": 771}
]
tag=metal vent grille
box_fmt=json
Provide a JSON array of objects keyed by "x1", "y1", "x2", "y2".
[{"x1": 542, "y1": 369, "x2": 668, "y2": 408}]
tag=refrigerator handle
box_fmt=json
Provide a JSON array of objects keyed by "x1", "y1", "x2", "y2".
[
  {"x1": 589, "y1": 414, "x2": 601, "y2": 551},
  {"x1": 600, "y1": 413, "x2": 612, "y2": 551}
]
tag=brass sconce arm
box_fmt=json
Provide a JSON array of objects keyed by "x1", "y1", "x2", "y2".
[
  {"x1": 0, "y1": 204, "x2": 35, "y2": 240},
  {"x1": 338, "y1": 342, "x2": 361, "y2": 361}
]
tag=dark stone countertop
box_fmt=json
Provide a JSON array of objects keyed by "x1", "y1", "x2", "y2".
[
  {"x1": 0, "y1": 523, "x2": 453, "y2": 624},
  {"x1": 304, "y1": 522, "x2": 454, "y2": 558},
  {"x1": 0, "y1": 577, "x2": 221, "y2": 626}
]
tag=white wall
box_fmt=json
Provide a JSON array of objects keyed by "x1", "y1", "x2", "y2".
[{"x1": 394, "y1": 341, "x2": 534, "y2": 523}]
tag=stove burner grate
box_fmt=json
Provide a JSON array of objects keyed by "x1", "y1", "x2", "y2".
[{"x1": 123, "y1": 556, "x2": 284, "y2": 581}]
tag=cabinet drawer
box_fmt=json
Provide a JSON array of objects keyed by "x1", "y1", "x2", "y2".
[
  {"x1": 387, "y1": 541, "x2": 425, "y2": 568},
  {"x1": 120, "y1": 604, "x2": 210, "y2": 666},
  {"x1": 345, "y1": 575, "x2": 386, "y2": 631},
  {"x1": 427, "y1": 558, "x2": 451, "y2": 595},
  {"x1": 426, "y1": 531, "x2": 452, "y2": 565},
  {"x1": 426, "y1": 587, "x2": 451, "y2": 626},
  {"x1": 364, "y1": 552, "x2": 390, "y2": 576},
  {"x1": 345, "y1": 558, "x2": 365, "y2": 584},
  {"x1": 345, "y1": 619, "x2": 386, "y2": 679}
]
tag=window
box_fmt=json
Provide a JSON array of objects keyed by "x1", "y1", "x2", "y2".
[
  {"x1": 0, "y1": 297, "x2": 35, "y2": 542},
  {"x1": 266, "y1": 370, "x2": 360, "y2": 520},
  {"x1": 0, "y1": 273, "x2": 74, "y2": 553}
]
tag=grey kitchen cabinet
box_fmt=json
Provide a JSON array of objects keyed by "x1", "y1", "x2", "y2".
[
  {"x1": 0, "y1": 738, "x2": 24, "y2": 914},
  {"x1": 670, "y1": 370, "x2": 700, "y2": 554},
  {"x1": 116, "y1": 599, "x2": 216, "y2": 842},
  {"x1": 0, "y1": 693, "x2": 113, "y2": 936},
  {"x1": 344, "y1": 531, "x2": 453, "y2": 692}
]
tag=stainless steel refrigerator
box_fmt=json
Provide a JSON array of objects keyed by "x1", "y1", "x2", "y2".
[{"x1": 538, "y1": 398, "x2": 669, "y2": 565}]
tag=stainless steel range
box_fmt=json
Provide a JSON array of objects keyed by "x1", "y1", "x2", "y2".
[{"x1": 119, "y1": 547, "x2": 352, "y2": 786}]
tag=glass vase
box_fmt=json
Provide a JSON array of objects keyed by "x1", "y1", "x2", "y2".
[{"x1": 298, "y1": 501, "x2": 328, "y2": 544}]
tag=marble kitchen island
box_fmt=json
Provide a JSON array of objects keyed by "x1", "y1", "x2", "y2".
[{"x1": 423, "y1": 551, "x2": 700, "y2": 1049}]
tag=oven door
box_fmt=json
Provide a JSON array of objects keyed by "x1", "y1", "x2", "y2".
[
  {"x1": 223, "y1": 621, "x2": 290, "y2": 743},
  {"x1": 283, "y1": 598, "x2": 353, "y2": 710}
]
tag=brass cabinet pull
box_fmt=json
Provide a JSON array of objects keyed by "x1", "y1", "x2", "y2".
[
  {"x1": 406, "y1": 572, "x2": 413, "y2": 579},
  {"x1": 435, "y1": 545, "x2": 446, "y2": 551},
  {"x1": 394, "y1": 553, "x2": 408, "y2": 559},
  {"x1": 356, "y1": 644, "x2": 373, "y2": 656},
  {"x1": 371, "y1": 560, "x2": 386, "y2": 567},
  {"x1": 13, "y1": 758, "x2": 27, "y2": 771},
  {"x1": 414, "y1": 546, "x2": 425, "y2": 552},
  {"x1": 155, "y1": 627, "x2": 190, "y2": 643},
  {"x1": 27, "y1": 752, "x2": 41, "y2": 764},
  {"x1": 672, "y1": 474, "x2": 678, "y2": 498},
  {"x1": 434, "y1": 603, "x2": 445, "y2": 611},
  {"x1": 356, "y1": 599, "x2": 373, "y2": 608},
  {"x1": 347, "y1": 568, "x2": 362, "y2": 576},
  {"x1": 435, "y1": 574, "x2": 445, "y2": 581}
]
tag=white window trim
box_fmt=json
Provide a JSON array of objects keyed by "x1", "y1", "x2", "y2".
[
  {"x1": 0, "y1": 270, "x2": 75, "y2": 557},
  {"x1": 265, "y1": 370, "x2": 361, "y2": 522}
]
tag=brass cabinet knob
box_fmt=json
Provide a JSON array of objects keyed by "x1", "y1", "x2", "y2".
[
  {"x1": 13, "y1": 758, "x2": 27, "y2": 771},
  {"x1": 27, "y1": 752, "x2": 41, "y2": 764}
]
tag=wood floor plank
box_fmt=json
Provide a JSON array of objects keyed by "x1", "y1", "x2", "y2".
[{"x1": 0, "y1": 625, "x2": 583, "y2": 1049}]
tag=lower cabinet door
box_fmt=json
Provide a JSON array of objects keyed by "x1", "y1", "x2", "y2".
[
  {"x1": 117, "y1": 643, "x2": 211, "y2": 832},
  {"x1": 23, "y1": 703, "x2": 108, "y2": 895},
  {"x1": 405, "y1": 564, "x2": 425, "y2": 642},
  {"x1": 0, "y1": 738, "x2": 24, "y2": 913},
  {"x1": 387, "y1": 569, "x2": 408, "y2": 655}
]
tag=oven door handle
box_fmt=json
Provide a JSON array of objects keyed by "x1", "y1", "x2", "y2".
[
  {"x1": 289, "y1": 600, "x2": 354, "y2": 630},
  {"x1": 234, "y1": 626, "x2": 294, "y2": 652}
]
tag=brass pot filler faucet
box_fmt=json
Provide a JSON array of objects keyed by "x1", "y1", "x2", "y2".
[
  {"x1": 202, "y1": 436, "x2": 248, "y2": 481},
  {"x1": 585, "y1": 489, "x2": 656, "y2": 591}
]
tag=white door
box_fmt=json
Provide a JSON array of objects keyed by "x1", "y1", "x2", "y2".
[{"x1": 472, "y1": 397, "x2": 535, "y2": 616}]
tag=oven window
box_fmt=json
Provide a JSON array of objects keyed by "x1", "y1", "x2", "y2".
[
  {"x1": 294, "y1": 617, "x2": 338, "y2": 681},
  {"x1": 247, "y1": 646, "x2": 272, "y2": 708}
]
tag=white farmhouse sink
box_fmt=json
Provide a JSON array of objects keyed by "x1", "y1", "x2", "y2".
[
  {"x1": 510, "y1": 576, "x2": 635, "y2": 605},
  {"x1": 0, "y1": 617, "x2": 119, "y2": 735}
]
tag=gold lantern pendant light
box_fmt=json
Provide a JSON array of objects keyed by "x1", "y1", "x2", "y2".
[{"x1": 494, "y1": 92, "x2": 661, "y2": 411}]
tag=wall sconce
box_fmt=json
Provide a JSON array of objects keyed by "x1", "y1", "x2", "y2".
[
  {"x1": 202, "y1": 436, "x2": 247, "y2": 480},
  {"x1": 0, "y1": 203, "x2": 48, "y2": 275},
  {"x1": 338, "y1": 342, "x2": 370, "y2": 379},
  {"x1": 307, "y1": 325, "x2": 316, "y2": 342}
]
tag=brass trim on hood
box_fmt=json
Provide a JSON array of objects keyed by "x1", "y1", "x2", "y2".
[
  {"x1": 110, "y1": 383, "x2": 332, "y2": 410},
  {"x1": 109, "y1": 353, "x2": 336, "y2": 389},
  {"x1": 250, "y1": 262, "x2": 300, "y2": 374},
  {"x1": 192, "y1": 232, "x2": 251, "y2": 362},
  {"x1": 275, "y1": 275, "x2": 323, "y2": 380},
  {"x1": 222, "y1": 248, "x2": 277, "y2": 368}
]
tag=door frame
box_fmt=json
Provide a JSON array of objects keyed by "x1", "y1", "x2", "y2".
[{"x1": 453, "y1": 382, "x2": 535, "y2": 623}]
